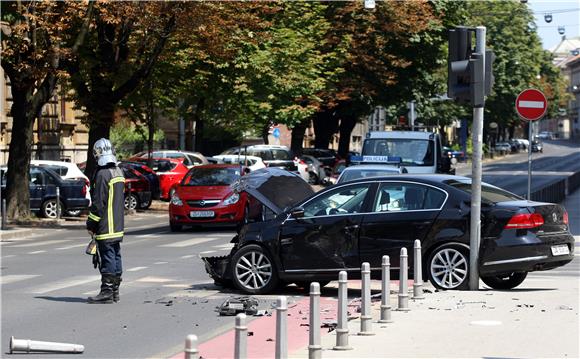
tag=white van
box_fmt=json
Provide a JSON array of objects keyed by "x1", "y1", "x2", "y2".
[{"x1": 353, "y1": 131, "x2": 454, "y2": 174}]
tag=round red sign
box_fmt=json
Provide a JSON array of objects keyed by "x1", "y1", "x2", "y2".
[{"x1": 515, "y1": 89, "x2": 547, "y2": 121}]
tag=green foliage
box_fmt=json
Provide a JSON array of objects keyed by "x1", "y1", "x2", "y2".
[{"x1": 110, "y1": 122, "x2": 165, "y2": 160}]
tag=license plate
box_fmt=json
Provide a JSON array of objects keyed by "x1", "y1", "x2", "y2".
[
  {"x1": 551, "y1": 245, "x2": 570, "y2": 256},
  {"x1": 190, "y1": 211, "x2": 215, "y2": 218}
]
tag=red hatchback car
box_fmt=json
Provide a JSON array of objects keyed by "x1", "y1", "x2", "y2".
[
  {"x1": 129, "y1": 157, "x2": 189, "y2": 200},
  {"x1": 169, "y1": 164, "x2": 252, "y2": 231}
]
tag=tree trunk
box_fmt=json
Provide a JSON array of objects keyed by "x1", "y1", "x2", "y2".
[
  {"x1": 84, "y1": 104, "x2": 115, "y2": 179},
  {"x1": 337, "y1": 116, "x2": 357, "y2": 158},
  {"x1": 290, "y1": 121, "x2": 307, "y2": 156},
  {"x1": 5, "y1": 87, "x2": 35, "y2": 220},
  {"x1": 313, "y1": 110, "x2": 338, "y2": 149},
  {"x1": 147, "y1": 114, "x2": 155, "y2": 168},
  {"x1": 193, "y1": 98, "x2": 205, "y2": 153}
]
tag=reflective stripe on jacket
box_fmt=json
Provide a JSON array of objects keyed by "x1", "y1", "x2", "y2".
[{"x1": 86, "y1": 165, "x2": 125, "y2": 242}]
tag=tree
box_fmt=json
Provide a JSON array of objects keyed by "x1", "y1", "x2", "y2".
[
  {"x1": 0, "y1": 1, "x2": 92, "y2": 220},
  {"x1": 65, "y1": 1, "x2": 179, "y2": 178}
]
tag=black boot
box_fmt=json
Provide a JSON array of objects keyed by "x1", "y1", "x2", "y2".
[
  {"x1": 87, "y1": 274, "x2": 115, "y2": 304},
  {"x1": 112, "y1": 275, "x2": 122, "y2": 302}
]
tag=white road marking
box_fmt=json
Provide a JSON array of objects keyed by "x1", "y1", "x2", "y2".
[
  {"x1": 213, "y1": 243, "x2": 235, "y2": 249},
  {"x1": 518, "y1": 100, "x2": 545, "y2": 108},
  {"x1": 1, "y1": 274, "x2": 41, "y2": 285},
  {"x1": 2, "y1": 255, "x2": 16, "y2": 259},
  {"x1": 56, "y1": 244, "x2": 87, "y2": 250},
  {"x1": 28, "y1": 275, "x2": 100, "y2": 294},
  {"x1": 180, "y1": 255, "x2": 195, "y2": 259},
  {"x1": 11, "y1": 239, "x2": 71, "y2": 248},
  {"x1": 27, "y1": 250, "x2": 47, "y2": 254},
  {"x1": 135, "y1": 276, "x2": 176, "y2": 283},
  {"x1": 199, "y1": 250, "x2": 216, "y2": 255},
  {"x1": 154, "y1": 261, "x2": 169, "y2": 265},
  {"x1": 158, "y1": 237, "x2": 221, "y2": 248},
  {"x1": 127, "y1": 266, "x2": 148, "y2": 272}
]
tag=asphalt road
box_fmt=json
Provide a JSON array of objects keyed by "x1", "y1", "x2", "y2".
[
  {"x1": 1, "y1": 139, "x2": 578, "y2": 358},
  {"x1": 455, "y1": 139, "x2": 580, "y2": 196}
]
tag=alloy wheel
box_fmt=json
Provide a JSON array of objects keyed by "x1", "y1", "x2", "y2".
[
  {"x1": 430, "y1": 247, "x2": 468, "y2": 289},
  {"x1": 44, "y1": 201, "x2": 59, "y2": 218},
  {"x1": 235, "y1": 251, "x2": 273, "y2": 291},
  {"x1": 125, "y1": 195, "x2": 137, "y2": 210}
]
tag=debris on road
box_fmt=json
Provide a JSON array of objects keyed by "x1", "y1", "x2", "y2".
[
  {"x1": 557, "y1": 305, "x2": 573, "y2": 310},
  {"x1": 217, "y1": 296, "x2": 259, "y2": 316}
]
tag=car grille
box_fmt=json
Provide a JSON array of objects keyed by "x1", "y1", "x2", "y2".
[{"x1": 186, "y1": 199, "x2": 221, "y2": 208}]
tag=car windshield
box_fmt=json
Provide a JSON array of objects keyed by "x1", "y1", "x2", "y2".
[
  {"x1": 445, "y1": 179, "x2": 523, "y2": 203},
  {"x1": 362, "y1": 139, "x2": 434, "y2": 166},
  {"x1": 38, "y1": 164, "x2": 68, "y2": 177},
  {"x1": 182, "y1": 167, "x2": 241, "y2": 186}
]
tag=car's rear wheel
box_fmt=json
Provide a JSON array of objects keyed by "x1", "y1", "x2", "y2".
[
  {"x1": 170, "y1": 222, "x2": 182, "y2": 232},
  {"x1": 308, "y1": 172, "x2": 318, "y2": 185},
  {"x1": 428, "y1": 244, "x2": 469, "y2": 290},
  {"x1": 41, "y1": 199, "x2": 64, "y2": 219},
  {"x1": 231, "y1": 244, "x2": 278, "y2": 294},
  {"x1": 124, "y1": 194, "x2": 138, "y2": 210},
  {"x1": 139, "y1": 197, "x2": 152, "y2": 209},
  {"x1": 481, "y1": 272, "x2": 527, "y2": 290}
]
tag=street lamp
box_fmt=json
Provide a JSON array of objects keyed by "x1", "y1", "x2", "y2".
[
  {"x1": 544, "y1": 13, "x2": 553, "y2": 23},
  {"x1": 558, "y1": 26, "x2": 565, "y2": 35}
]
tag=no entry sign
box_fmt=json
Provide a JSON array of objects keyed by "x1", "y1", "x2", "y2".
[{"x1": 515, "y1": 89, "x2": 547, "y2": 121}]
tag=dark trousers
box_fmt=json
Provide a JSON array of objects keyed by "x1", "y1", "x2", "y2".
[{"x1": 97, "y1": 240, "x2": 122, "y2": 276}]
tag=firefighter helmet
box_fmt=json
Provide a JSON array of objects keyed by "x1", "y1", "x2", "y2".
[{"x1": 93, "y1": 138, "x2": 117, "y2": 166}]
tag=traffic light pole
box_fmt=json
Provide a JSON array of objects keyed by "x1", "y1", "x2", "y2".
[{"x1": 469, "y1": 26, "x2": 486, "y2": 291}]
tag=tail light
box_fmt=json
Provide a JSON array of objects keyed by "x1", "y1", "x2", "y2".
[
  {"x1": 504, "y1": 213, "x2": 544, "y2": 229},
  {"x1": 563, "y1": 211, "x2": 569, "y2": 225},
  {"x1": 81, "y1": 184, "x2": 87, "y2": 196}
]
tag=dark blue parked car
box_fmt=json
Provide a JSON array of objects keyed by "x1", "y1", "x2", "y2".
[{"x1": 1, "y1": 165, "x2": 89, "y2": 218}]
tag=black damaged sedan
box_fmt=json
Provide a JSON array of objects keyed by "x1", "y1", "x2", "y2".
[{"x1": 202, "y1": 168, "x2": 574, "y2": 294}]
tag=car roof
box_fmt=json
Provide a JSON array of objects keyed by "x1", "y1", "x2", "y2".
[
  {"x1": 366, "y1": 131, "x2": 435, "y2": 140},
  {"x1": 340, "y1": 173, "x2": 466, "y2": 185},
  {"x1": 189, "y1": 163, "x2": 244, "y2": 169},
  {"x1": 343, "y1": 164, "x2": 403, "y2": 171}
]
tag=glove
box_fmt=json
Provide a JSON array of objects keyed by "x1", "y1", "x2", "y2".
[{"x1": 92, "y1": 254, "x2": 100, "y2": 269}]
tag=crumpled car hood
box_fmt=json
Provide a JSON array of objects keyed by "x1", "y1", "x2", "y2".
[{"x1": 231, "y1": 167, "x2": 314, "y2": 215}]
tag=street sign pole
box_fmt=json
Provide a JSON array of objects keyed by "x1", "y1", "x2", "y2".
[
  {"x1": 469, "y1": 26, "x2": 486, "y2": 291},
  {"x1": 528, "y1": 123, "x2": 532, "y2": 200},
  {"x1": 515, "y1": 89, "x2": 548, "y2": 201}
]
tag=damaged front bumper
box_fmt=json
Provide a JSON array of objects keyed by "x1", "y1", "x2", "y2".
[{"x1": 201, "y1": 254, "x2": 233, "y2": 285}]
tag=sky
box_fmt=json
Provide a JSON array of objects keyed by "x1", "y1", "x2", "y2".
[{"x1": 528, "y1": 0, "x2": 580, "y2": 50}]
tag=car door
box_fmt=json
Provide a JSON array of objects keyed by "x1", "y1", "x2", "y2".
[
  {"x1": 278, "y1": 182, "x2": 373, "y2": 273},
  {"x1": 359, "y1": 181, "x2": 447, "y2": 270},
  {"x1": 29, "y1": 168, "x2": 46, "y2": 210}
]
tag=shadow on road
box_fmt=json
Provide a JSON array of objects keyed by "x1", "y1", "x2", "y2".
[{"x1": 34, "y1": 296, "x2": 87, "y2": 303}]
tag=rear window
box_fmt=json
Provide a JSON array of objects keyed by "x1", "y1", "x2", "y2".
[
  {"x1": 446, "y1": 180, "x2": 522, "y2": 203},
  {"x1": 182, "y1": 167, "x2": 241, "y2": 186},
  {"x1": 271, "y1": 149, "x2": 292, "y2": 160},
  {"x1": 39, "y1": 164, "x2": 68, "y2": 177}
]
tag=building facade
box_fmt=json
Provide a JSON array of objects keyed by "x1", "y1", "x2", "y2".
[{"x1": 0, "y1": 68, "x2": 89, "y2": 166}]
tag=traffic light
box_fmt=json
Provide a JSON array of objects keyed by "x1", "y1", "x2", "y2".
[
  {"x1": 448, "y1": 27, "x2": 495, "y2": 107},
  {"x1": 448, "y1": 27, "x2": 472, "y2": 103}
]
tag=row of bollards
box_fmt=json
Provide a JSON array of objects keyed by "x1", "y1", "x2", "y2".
[{"x1": 183, "y1": 240, "x2": 425, "y2": 359}]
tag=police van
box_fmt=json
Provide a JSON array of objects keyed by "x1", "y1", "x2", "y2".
[{"x1": 352, "y1": 131, "x2": 454, "y2": 174}]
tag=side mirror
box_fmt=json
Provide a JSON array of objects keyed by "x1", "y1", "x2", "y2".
[{"x1": 290, "y1": 207, "x2": 305, "y2": 219}]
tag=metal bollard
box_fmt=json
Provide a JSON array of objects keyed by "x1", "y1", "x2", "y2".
[
  {"x1": 9, "y1": 336, "x2": 84, "y2": 354},
  {"x1": 184, "y1": 334, "x2": 199, "y2": 359},
  {"x1": 1, "y1": 198, "x2": 7, "y2": 230},
  {"x1": 56, "y1": 186, "x2": 60, "y2": 220},
  {"x1": 379, "y1": 255, "x2": 393, "y2": 323},
  {"x1": 275, "y1": 296, "x2": 288, "y2": 359},
  {"x1": 333, "y1": 271, "x2": 352, "y2": 350},
  {"x1": 234, "y1": 313, "x2": 247, "y2": 359},
  {"x1": 398, "y1": 247, "x2": 410, "y2": 311},
  {"x1": 413, "y1": 239, "x2": 425, "y2": 299},
  {"x1": 359, "y1": 262, "x2": 374, "y2": 336},
  {"x1": 308, "y1": 282, "x2": 321, "y2": 359}
]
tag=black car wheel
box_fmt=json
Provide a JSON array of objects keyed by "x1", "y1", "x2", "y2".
[
  {"x1": 124, "y1": 194, "x2": 138, "y2": 210},
  {"x1": 428, "y1": 244, "x2": 469, "y2": 290},
  {"x1": 308, "y1": 172, "x2": 318, "y2": 185},
  {"x1": 231, "y1": 244, "x2": 278, "y2": 294},
  {"x1": 170, "y1": 222, "x2": 182, "y2": 232},
  {"x1": 481, "y1": 272, "x2": 527, "y2": 290},
  {"x1": 139, "y1": 197, "x2": 152, "y2": 209},
  {"x1": 41, "y1": 199, "x2": 64, "y2": 219}
]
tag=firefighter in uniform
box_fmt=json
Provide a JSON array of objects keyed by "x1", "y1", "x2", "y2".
[{"x1": 86, "y1": 138, "x2": 125, "y2": 304}]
